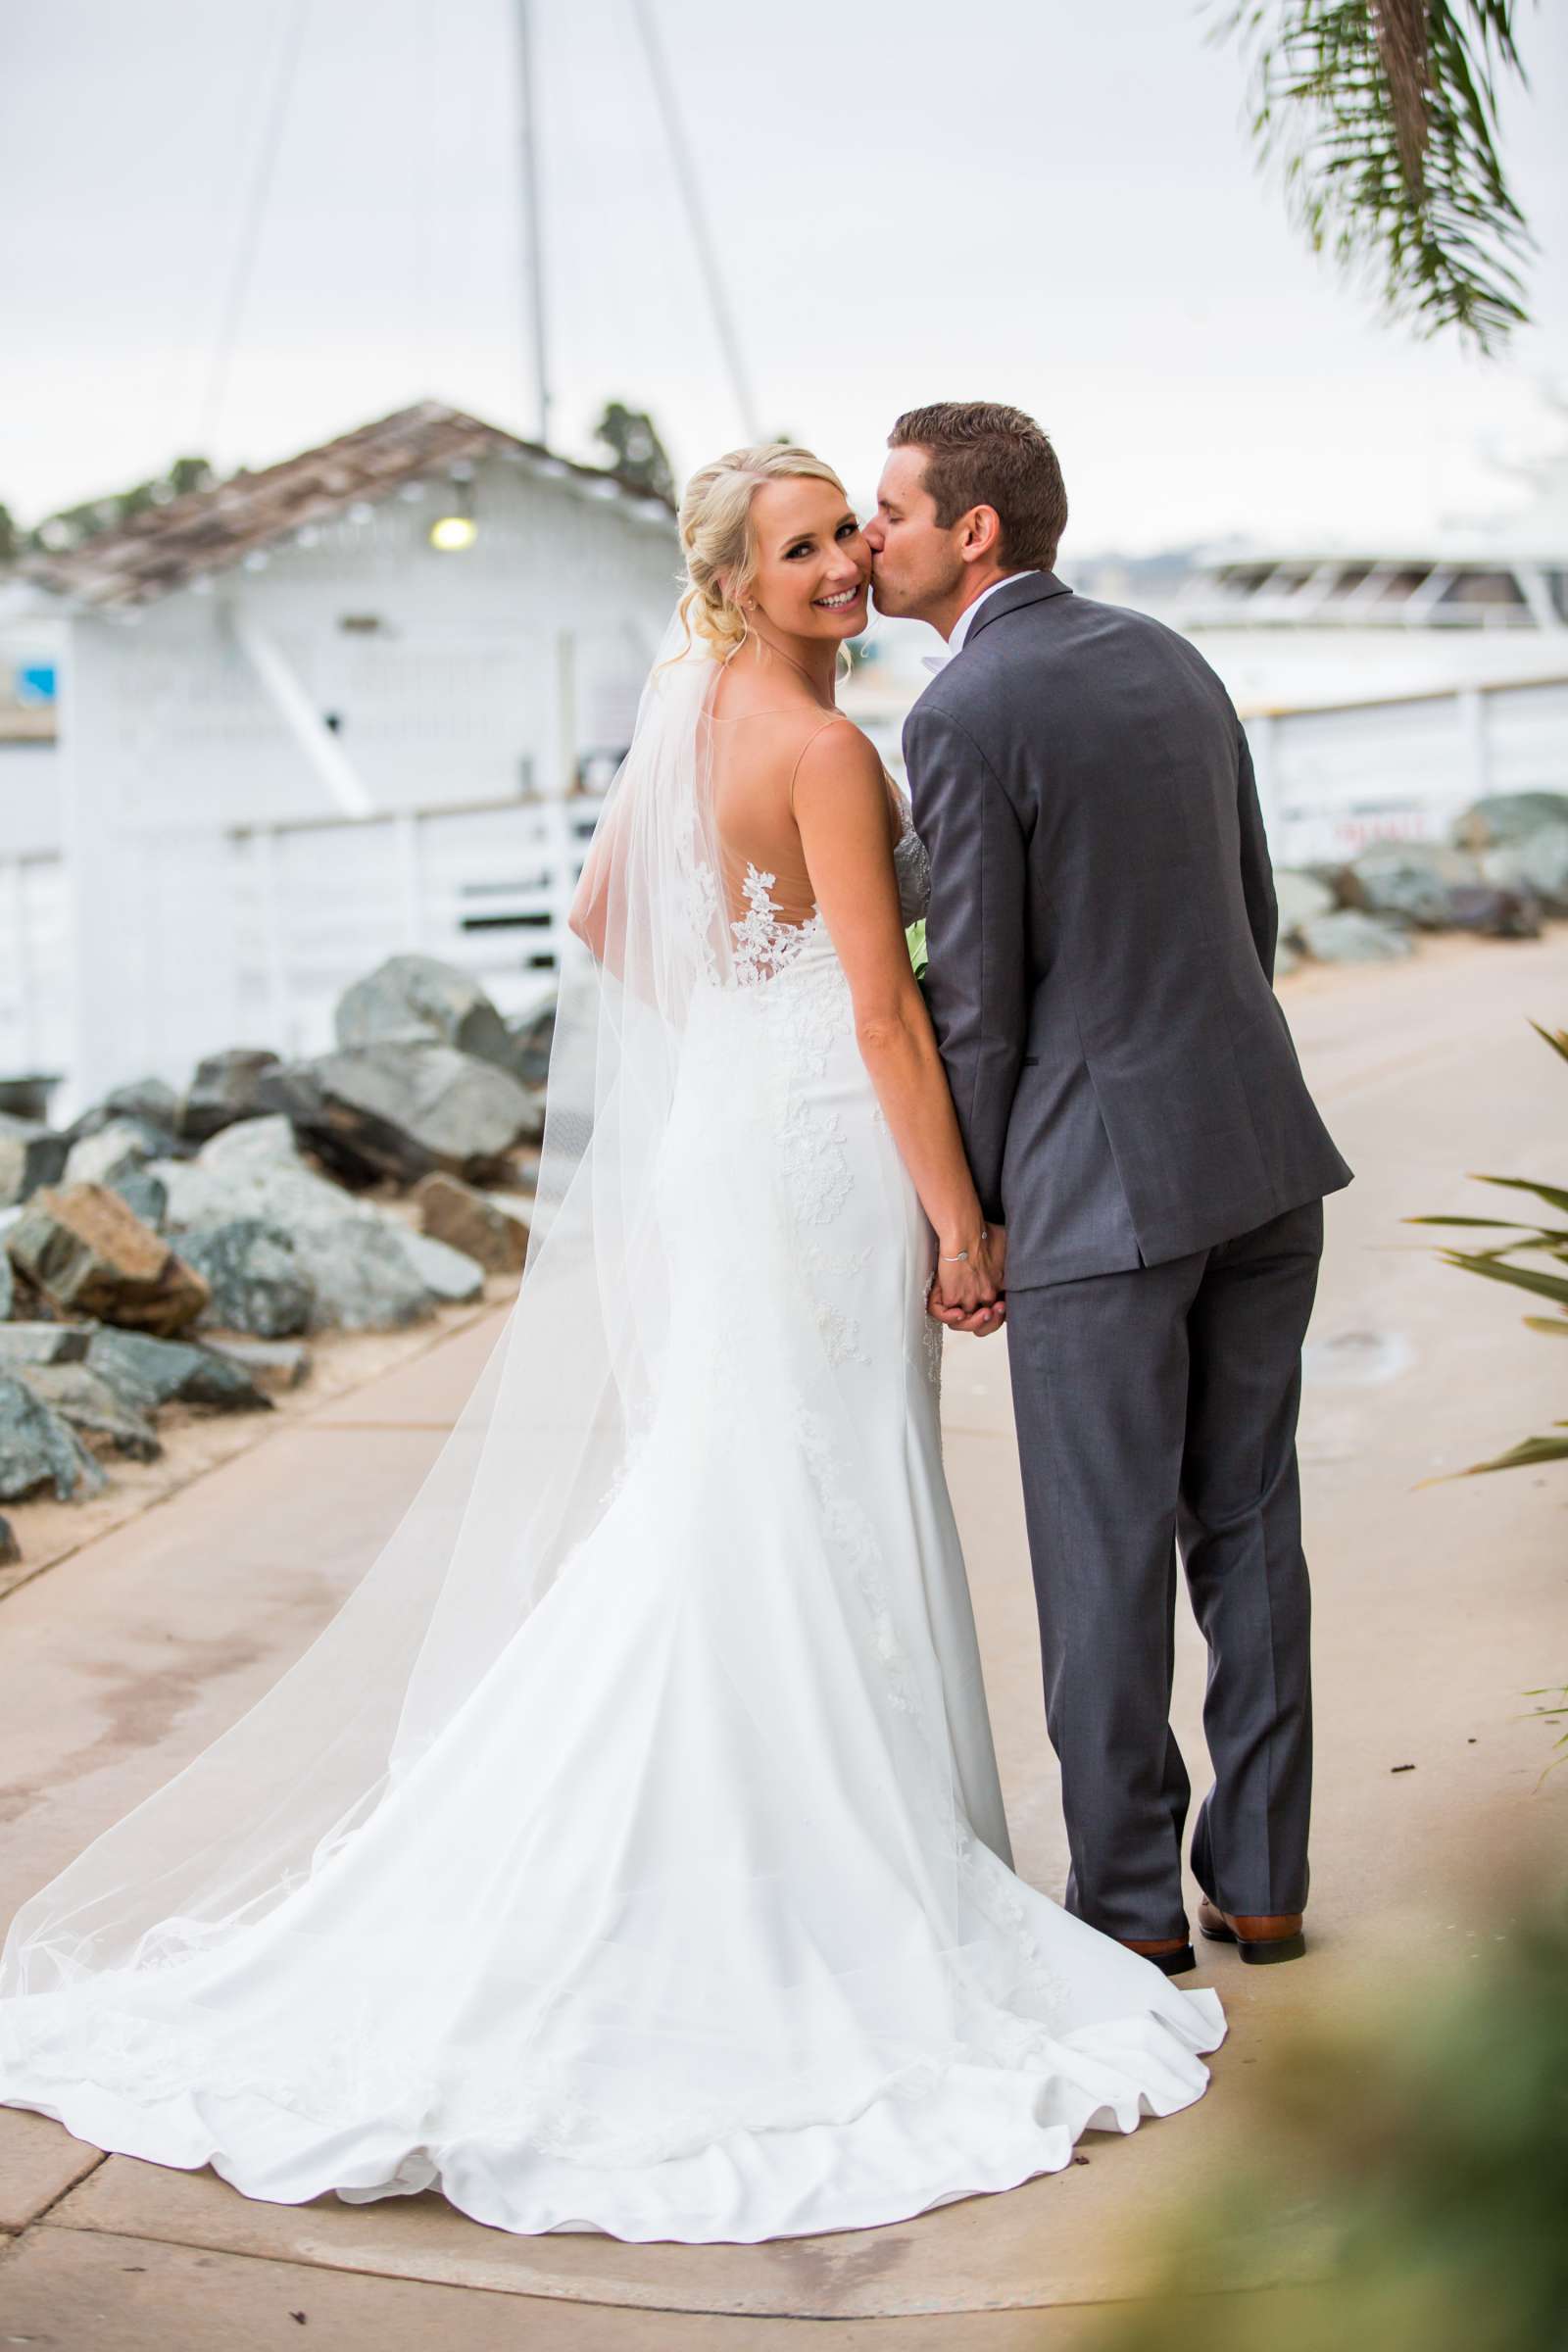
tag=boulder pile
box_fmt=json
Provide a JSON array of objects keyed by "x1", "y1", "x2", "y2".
[
  {"x1": 0, "y1": 955, "x2": 547, "y2": 1551},
  {"x1": 1272, "y1": 792, "x2": 1568, "y2": 969}
]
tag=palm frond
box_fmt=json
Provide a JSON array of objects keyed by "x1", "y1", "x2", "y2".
[
  {"x1": 1216, "y1": 1, "x2": 1535, "y2": 355},
  {"x1": 1421, "y1": 1424, "x2": 1568, "y2": 1481},
  {"x1": 1469, "y1": 1173, "x2": 1568, "y2": 1215},
  {"x1": 1436, "y1": 1250, "x2": 1568, "y2": 1307}
]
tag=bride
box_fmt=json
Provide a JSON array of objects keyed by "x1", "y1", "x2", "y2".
[{"x1": 0, "y1": 444, "x2": 1224, "y2": 2244}]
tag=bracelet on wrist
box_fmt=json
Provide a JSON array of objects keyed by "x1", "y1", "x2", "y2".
[{"x1": 939, "y1": 1225, "x2": 989, "y2": 1265}]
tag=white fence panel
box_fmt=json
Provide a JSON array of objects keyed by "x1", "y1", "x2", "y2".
[
  {"x1": 0, "y1": 853, "x2": 72, "y2": 1093},
  {"x1": 224, "y1": 797, "x2": 601, "y2": 1067},
  {"x1": 1253, "y1": 673, "x2": 1568, "y2": 866}
]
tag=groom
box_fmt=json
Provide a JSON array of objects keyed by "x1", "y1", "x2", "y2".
[{"x1": 865, "y1": 402, "x2": 1351, "y2": 1975}]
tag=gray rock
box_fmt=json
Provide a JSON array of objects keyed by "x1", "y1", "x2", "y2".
[
  {"x1": 197, "y1": 1112, "x2": 308, "y2": 1177},
  {"x1": 176, "y1": 1049, "x2": 284, "y2": 1145},
  {"x1": 1444, "y1": 883, "x2": 1543, "y2": 939},
  {"x1": 396, "y1": 1228, "x2": 486, "y2": 1302},
  {"x1": 0, "y1": 1115, "x2": 70, "y2": 1208},
  {"x1": 1274, "y1": 870, "x2": 1338, "y2": 937},
  {"x1": 175, "y1": 1219, "x2": 315, "y2": 1338},
  {"x1": 63, "y1": 1076, "x2": 180, "y2": 1149},
  {"x1": 0, "y1": 1323, "x2": 91, "y2": 1366},
  {"x1": 0, "y1": 1512, "x2": 19, "y2": 1565},
  {"x1": 335, "y1": 953, "x2": 518, "y2": 1075},
  {"x1": 1344, "y1": 843, "x2": 1483, "y2": 929},
  {"x1": 1481, "y1": 821, "x2": 1568, "y2": 915},
  {"x1": 413, "y1": 1172, "x2": 530, "y2": 1274},
  {"x1": 504, "y1": 1000, "x2": 557, "y2": 1088},
  {"x1": 1299, "y1": 910, "x2": 1418, "y2": 964},
  {"x1": 244, "y1": 1063, "x2": 368, "y2": 1188},
  {"x1": 63, "y1": 1116, "x2": 154, "y2": 1191},
  {"x1": 0, "y1": 1372, "x2": 107, "y2": 1501},
  {"x1": 1274, "y1": 941, "x2": 1301, "y2": 980},
  {"x1": 84, "y1": 1327, "x2": 272, "y2": 1415},
  {"x1": 110, "y1": 1168, "x2": 169, "y2": 1230},
  {"x1": 300, "y1": 1043, "x2": 545, "y2": 1185},
  {"x1": 148, "y1": 1127, "x2": 439, "y2": 1332},
  {"x1": 284, "y1": 1219, "x2": 437, "y2": 1331},
  {"x1": 0, "y1": 1249, "x2": 10, "y2": 1321},
  {"x1": 6, "y1": 1184, "x2": 210, "y2": 1335},
  {"x1": 1453, "y1": 792, "x2": 1568, "y2": 851},
  {"x1": 20, "y1": 1363, "x2": 162, "y2": 1461},
  {"x1": 151, "y1": 1119, "x2": 352, "y2": 1227},
  {"x1": 199, "y1": 1335, "x2": 313, "y2": 1393}
]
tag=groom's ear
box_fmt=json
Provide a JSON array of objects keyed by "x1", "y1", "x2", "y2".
[{"x1": 959, "y1": 504, "x2": 1004, "y2": 565}]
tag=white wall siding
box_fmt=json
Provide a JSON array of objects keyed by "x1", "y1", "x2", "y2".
[{"x1": 48, "y1": 457, "x2": 674, "y2": 1106}]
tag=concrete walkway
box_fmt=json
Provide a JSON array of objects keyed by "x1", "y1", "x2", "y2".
[{"x1": 2, "y1": 934, "x2": 1565, "y2": 2348}]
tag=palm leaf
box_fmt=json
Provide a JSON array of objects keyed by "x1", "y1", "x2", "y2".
[
  {"x1": 1437, "y1": 1250, "x2": 1568, "y2": 1306},
  {"x1": 1404, "y1": 1215, "x2": 1568, "y2": 1243},
  {"x1": 1529, "y1": 1021, "x2": 1568, "y2": 1064},
  {"x1": 1450, "y1": 1427, "x2": 1568, "y2": 1477},
  {"x1": 1215, "y1": 1, "x2": 1535, "y2": 355},
  {"x1": 1523, "y1": 1316, "x2": 1568, "y2": 1336},
  {"x1": 1470, "y1": 1174, "x2": 1568, "y2": 1216}
]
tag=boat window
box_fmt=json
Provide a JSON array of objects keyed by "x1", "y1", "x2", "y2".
[
  {"x1": 1436, "y1": 569, "x2": 1527, "y2": 609},
  {"x1": 1217, "y1": 565, "x2": 1273, "y2": 594},
  {"x1": 1324, "y1": 565, "x2": 1374, "y2": 599},
  {"x1": 1374, "y1": 568, "x2": 1432, "y2": 604}
]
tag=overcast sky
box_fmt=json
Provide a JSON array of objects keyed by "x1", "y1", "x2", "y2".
[{"x1": 3, "y1": 0, "x2": 1566, "y2": 555}]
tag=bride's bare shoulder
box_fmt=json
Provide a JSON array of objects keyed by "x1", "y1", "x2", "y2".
[{"x1": 790, "y1": 714, "x2": 900, "y2": 828}]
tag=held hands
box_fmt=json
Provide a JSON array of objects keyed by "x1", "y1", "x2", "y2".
[{"x1": 926, "y1": 1225, "x2": 1007, "y2": 1339}]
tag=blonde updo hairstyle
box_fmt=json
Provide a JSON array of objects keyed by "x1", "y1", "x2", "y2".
[{"x1": 675, "y1": 443, "x2": 849, "y2": 662}]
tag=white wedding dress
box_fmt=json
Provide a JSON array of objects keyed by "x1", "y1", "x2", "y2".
[{"x1": 0, "y1": 638, "x2": 1223, "y2": 2245}]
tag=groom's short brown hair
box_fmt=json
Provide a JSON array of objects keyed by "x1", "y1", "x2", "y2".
[{"x1": 888, "y1": 401, "x2": 1067, "y2": 571}]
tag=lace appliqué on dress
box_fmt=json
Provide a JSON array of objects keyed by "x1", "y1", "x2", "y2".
[
  {"x1": 732, "y1": 863, "x2": 823, "y2": 987},
  {"x1": 686, "y1": 859, "x2": 721, "y2": 986},
  {"x1": 778, "y1": 1101, "x2": 852, "y2": 1229}
]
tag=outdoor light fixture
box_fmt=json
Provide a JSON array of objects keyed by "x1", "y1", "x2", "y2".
[
  {"x1": 428, "y1": 463, "x2": 477, "y2": 552},
  {"x1": 429, "y1": 512, "x2": 477, "y2": 553}
]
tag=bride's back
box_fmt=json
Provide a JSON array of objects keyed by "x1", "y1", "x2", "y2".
[{"x1": 707, "y1": 666, "x2": 899, "y2": 943}]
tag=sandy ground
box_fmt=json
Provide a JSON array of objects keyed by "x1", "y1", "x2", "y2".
[{"x1": 0, "y1": 927, "x2": 1564, "y2": 2349}]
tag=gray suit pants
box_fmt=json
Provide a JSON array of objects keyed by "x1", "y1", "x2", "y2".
[{"x1": 1004, "y1": 1196, "x2": 1322, "y2": 1939}]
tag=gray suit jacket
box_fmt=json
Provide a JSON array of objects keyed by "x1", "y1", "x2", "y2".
[{"x1": 905, "y1": 571, "x2": 1352, "y2": 1286}]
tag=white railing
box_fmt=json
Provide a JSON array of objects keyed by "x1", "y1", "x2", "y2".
[
  {"x1": 222, "y1": 792, "x2": 605, "y2": 1065},
  {"x1": 1, "y1": 794, "x2": 607, "y2": 1120},
  {"x1": 0, "y1": 851, "x2": 72, "y2": 1104},
  {"x1": 8, "y1": 667, "x2": 1568, "y2": 1115},
  {"x1": 1245, "y1": 670, "x2": 1568, "y2": 867}
]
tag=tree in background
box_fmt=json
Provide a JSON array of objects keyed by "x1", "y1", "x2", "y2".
[
  {"x1": 5, "y1": 456, "x2": 216, "y2": 562},
  {"x1": 593, "y1": 404, "x2": 675, "y2": 504},
  {"x1": 1219, "y1": 1, "x2": 1535, "y2": 354}
]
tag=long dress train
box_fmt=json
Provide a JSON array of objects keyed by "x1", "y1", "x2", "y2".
[{"x1": 0, "y1": 810, "x2": 1223, "y2": 2242}]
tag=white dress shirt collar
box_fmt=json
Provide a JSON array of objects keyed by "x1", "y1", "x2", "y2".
[{"x1": 921, "y1": 569, "x2": 1042, "y2": 672}]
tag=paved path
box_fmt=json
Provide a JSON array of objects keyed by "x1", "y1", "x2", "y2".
[{"x1": 2, "y1": 934, "x2": 1565, "y2": 2348}]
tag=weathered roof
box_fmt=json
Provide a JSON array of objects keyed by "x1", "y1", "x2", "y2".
[{"x1": 21, "y1": 402, "x2": 675, "y2": 612}]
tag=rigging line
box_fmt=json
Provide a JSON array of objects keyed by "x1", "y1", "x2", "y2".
[
  {"x1": 628, "y1": 0, "x2": 762, "y2": 446},
  {"x1": 198, "y1": 0, "x2": 312, "y2": 465}
]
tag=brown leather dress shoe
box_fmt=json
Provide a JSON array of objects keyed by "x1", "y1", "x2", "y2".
[
  {"x1": 1114, "y1": 1934, "x2": 1197, "y2": 1977},
  {"x1": 1197, "y1": 1894, "x2": 1306, "y2": 1965}
]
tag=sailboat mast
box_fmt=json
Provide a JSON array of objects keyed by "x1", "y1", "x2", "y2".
[{"x1": 514, "y1": 0, "x2": 552, "y2": 447}]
